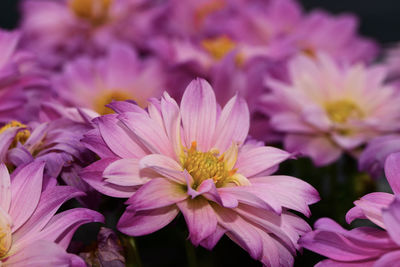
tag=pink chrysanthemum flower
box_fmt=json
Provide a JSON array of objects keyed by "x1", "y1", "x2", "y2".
[
  {"x1": 0, "y1": 30, "x2": 47, "y2": 123},
  {"x1": 263, "y1": 53, "x2": 400, "y2": 166},
  {"x1": 53, "y1": 43, "x2": 164, "y2": 115},
  {"x1": 291, "y1": 11, "x2": 378, "y2": 64},
  {"x1": 20, "y1": 0, "x2": 163, "y2": 69},
  {"x1": 300, "y1": 152, "x2": 400, "y2": 266},
  {"x1": 0, "y1": 161, "x2": 104, "y2": 266},
  {"x1": 359, "y1": 134, "x2": 400, "y2": 178},
  {"x1": 81, "y1": 79, "x2": 319, "y2": 266}
]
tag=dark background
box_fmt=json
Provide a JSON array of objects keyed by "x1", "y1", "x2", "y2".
[{"x1": 1, "y1": 0, "x2": 400, "y2": 45}]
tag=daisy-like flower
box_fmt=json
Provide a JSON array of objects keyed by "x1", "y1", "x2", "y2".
[
  {"x1": 263, "y1": 54, "x2": 400, "y2": 166},
  {"x1": 54, "y1": 43, "x2": 164, "y2": 115},
  {"x1": 20, "y1": 0, "x2": 163, "y2": 69},
  {"x1": 300, "y1": 152, "x2": 400, "y2": 266},
  {"x1": 0, "y1": 103, "x2": 101, "y2": 207},
  {"x1": 291, "y1": 11, "x2": 378, "y2": 64},
  {"x1": 81, "y1": 79, "x2": 319, "y2": 266},
  {"x1": 0, "y1": 30, "x2": 47, "y2": 123},
  {"x1": 359, "y1": 134, "x2": 400, "y2": 178},
  {"x1": 0, "y1": 161, "x2": 104, "y2": 266}
]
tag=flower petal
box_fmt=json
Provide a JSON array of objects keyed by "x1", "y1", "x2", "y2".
[
  {"x1": 235, "y1": 146, "x2": 291, "y2": 178},
  {"x1": 213, "y1": 95, "x2": 250, "y2": 152},
  {"x1": 12, "y1": 186, "x2": 83, "y2": 243},
  {"x1": 80, "y1": 158, "x2": 137, "y2": 198},
  {"x1": 118, "y1": 112, "x2": 175, "y2": 158},
  {"x1": 9, "y1": 161, "x2": 45, "y2": 232},
  {"x1": 181, "y1": 78, "x2": 217, "y2": 151},
  {"x1": 177, "y1": 198, "x2": 217, "y2": 246},
  {"x1": 125, "y1": 178, "x2": 187, "y2": 211},
  {"x1": 212, "y1": 204, "x2": 263, "y2": 260},
  {"x1": 95, "y1": 114, "x2": 147, "y2": 159},
  {"x1": 4, "y1": 240, "x2": 86, "y2": 267},
  {"x1": 139, "y1": 154, "x2": 185, "y2": 184},
  {"x1": 103, "y1": 158, "x2": 148, "y2": 187},
  {"x1": 382, "y1": 196, "x2": 400, "y2": 246},
  {"x1": 0, "y1": 163, "x2": 11, "y2": 212},
  {"x1": 384, "y1": 152, "x2": 400, "y2": 194},
  {"x1": 117, "y1": 205, "x2": 179, "y2": 236}
]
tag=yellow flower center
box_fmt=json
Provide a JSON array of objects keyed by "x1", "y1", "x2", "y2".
[
  {"x1": 93, "y1": 90, "x2": 135, "y2": 115},
  {"x1": 0, "y1": 212, "x2": 12, "y2": 259},
  {"x1": 69, "y1": 0, "x2": 112, "y2": 25},
  {"x1": 302, "y1": 47, "x2": 316, "y2": 58},
  {"x1": 194, "y1": 0, "x2": 226, "y2": 28},
  {"x1": 325, "y1": 100, "x2": 364, "y2": 123},
  {"x1": 0, "y1": 121, "x2": 30, "y2": 147},
  {"x1": 201, "y1": 36, "x2": 236, "y2": 60},
  {"x1": 182, "y1": 142, "x2": 237, "y2": 188}
]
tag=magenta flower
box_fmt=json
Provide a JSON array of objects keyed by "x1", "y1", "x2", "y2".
[
  {"x1": 0, "y1": 161, "x2": 104, "y2": 266},
  {"x1": 359, "y1": 134, "x2": 400, "y2": 178},
  {"x1": 291, "y1": 11, "x2": 378, "y2": 64},
  {"x1": 81, "y1": 79, "x2": 319, "y2": 265},
  {"x1": 0, "y1": 30, "x2": 47, "y2": 123},
  {"x1": 54, "y1": 43, "x2": 164, "y2": 115},
  {"x1": 263, "y1": 54, "x2": 400, "y2": 166},
  {"x1": 20, "y1": 0, "x2": 163, "y2": 69},
  {"x1": 300, "y1": 152, "x2": 400, "y2": 266}
]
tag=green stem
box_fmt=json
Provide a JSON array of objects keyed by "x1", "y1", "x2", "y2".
[
  {"x1": 185, "y1": 239, "x2": 198, "y2": 267},
  {"x1": 122, "y1": 235, "x2": 143, "y2": 267}
]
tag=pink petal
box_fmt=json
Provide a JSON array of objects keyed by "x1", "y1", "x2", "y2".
[
  {"x1": 139, "y1": 154, "x2": 185, "y2": 184},
  {"x1": 250, "y1": 176, "x2": 320, "y2": 216},
  {"x1": 181, "y1": 78, "x2": 217, "y2": 152},
  {"x1": 235, "y1": 146, "x2": 291, "y2": 178},
  {"x1": 4, "y1": 240, "x2": 86, "y2": 267},
  {"x1": 384, "y1": 152, "x2": 400, "y2": 194},
  {"x1": 285, "y1": 134, "x2": 342, "y2": 166},
  {"x1": 218, "y1": 187, "x2": 279, "y2": 213},
  {"x1": 0, "y1": 163, "x2": 11, "y2": 212},
  {"x1": 234, "y1": 204, "x2": 300, "y2": 251},
  {"x1": 382, "y1": 196, "x2": 400, "y2": 246},
  {"x1": 80, "y1": 158, "x2": 137, "y2": 198},
  {"x1": 117, "y1": 205, "x2": 179, "y2": 236},
  {"x1": 95, "y1": 114, "x2": 147, "y2": 159},
  {"x1": 212, "y1": 205, "x2": 263, "y2": 260},
  {"x1": 177, "y1": 198, "x2": 217, "y2": 246},
  {"x1": 299, "y1": 218, "x2": 390, "y2": 262},
  {"x1": 125, "y1": 178, "x2": 187, "y2": 211},
  {"x1": 12, "y1": 186, "x2": 83, "y2": 244},
  {"x1": 213, "y1": 95, "x2": 250, "y2": 152},
  {"x1": 160, "y1": 92, "x2": 182, "y2": 158},
  {"x1": 316, "y1": 260, "x2": 375, "y2": 267},
  {"x1": 103, "y1": 158, "x2": 148, "y2": 186},
  {"x1": 346, "y1": 192, "x2": 394, "y2": 228},
  {"x1": 29, "y1": 208, "x2": 104, "y2": 250},
  {"x1": 81, "y1": 128, "x2": 117, "y2": 159},
  {"x1": 187, "y1": 178, "x2": 222, "y2": 205},
  {"x1": 200, "y1": 225, "x2": 226, "y2": 250},
  {"x1": 0, "y1": 127, "x2": 20, "y2": 162},
  {"x1": 118, "y1": 112, "x2": 175, "y2": 159},
  {"x1": 9, "y1": 161, "x2": 45, "y2": 232},
  {"x1": 269, "y1": 113, "x2": 315, "y2": 133},
  {"x1": 375, "y1": 251, "x2": 400, "y2": 267}
]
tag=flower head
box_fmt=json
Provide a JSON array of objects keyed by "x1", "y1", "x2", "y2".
[
  {"x1": 20, "y1": 0, "x2": 162, "y2": 69},
  {"x1": 81, "y1": 78, "x2": 319, "y2": 265},
  {"x1": 0, "y1": 30, "x2": 48, "y2": 123},
  {"x1": 263, "y1": 54, "x2": 400, "y2": 166},
  {"x1": 300, "y1": 152, "x2": 400, "y2": 266},
  {"x1": 54, "y1": 43, "x2": 164, "y2": 115},
  {"x1": 0, "y1": 161, "x2": 104, "y2": 266}
]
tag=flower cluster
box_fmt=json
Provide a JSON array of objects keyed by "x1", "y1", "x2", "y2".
[{"x1": 0, "y1": 0, "x2": 399, "y2": 266}]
